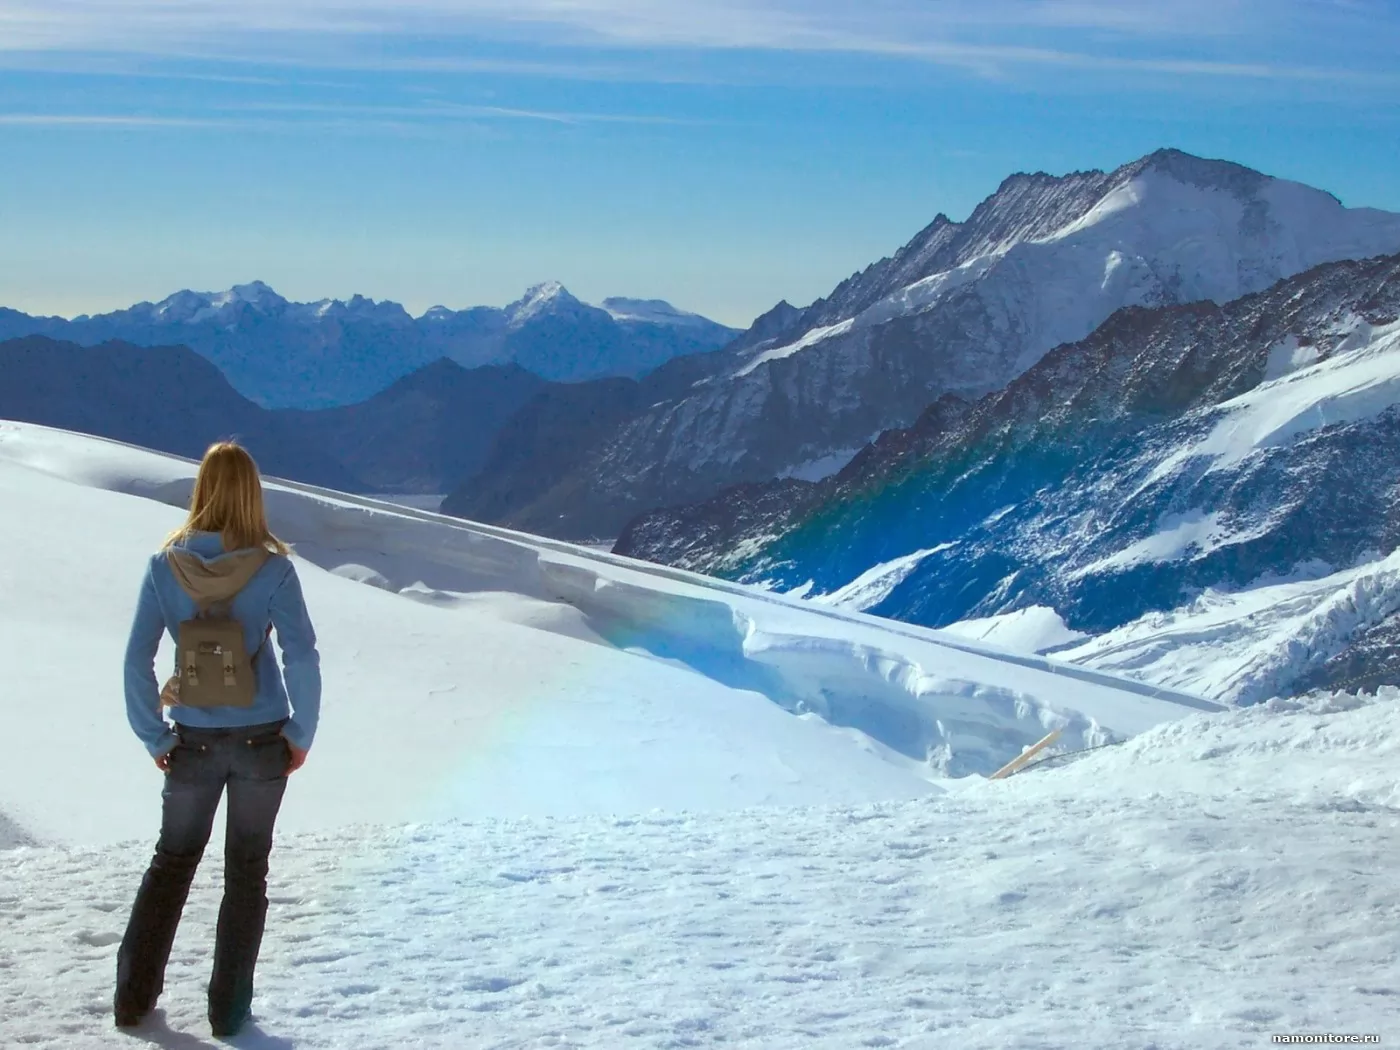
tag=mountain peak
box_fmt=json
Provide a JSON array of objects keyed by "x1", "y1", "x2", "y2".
[
  {"x1": 218, "y1": 280, "x2": 287, "y2": 310},
  {"x1": 506, "y1": 281, "x2": 586, "y2": 327},
  {"x1": 1123, "y1": 148, "x2": 1271, "y2": 200},
  {"x1": 523, "y1": 280, "x2": 571, "y2": 303},
  {"x1": 306, "y1": 293, "x2": 413, "y2": 325}
]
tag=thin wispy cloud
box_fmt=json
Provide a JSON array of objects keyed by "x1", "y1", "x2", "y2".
[
  {"x1": 0, "y1": 100, "x2": 705, "y2": 132},
  {"x1": 217, "y1": 99, "x2": 708, "y2": 126},
  {"x1": 0, "y1": 113, "x2": 222, "y2": 127},
  {"x1": 0, "y1": 0, "x2": 1391, "y2": 86},
  {"x1": 0, "y1": 111, "x2": 424, "y2": 133}
]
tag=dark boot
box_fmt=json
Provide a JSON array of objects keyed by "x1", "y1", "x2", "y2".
[
  {"x1": 114, "y1": 1005, "x2": 146, "y2": 1029},
  {"x1": 209, "y1": 1009, "x2": 249, "y2": 1038}
]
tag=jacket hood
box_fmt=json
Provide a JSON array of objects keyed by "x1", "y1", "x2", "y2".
[{"x1": 166, "y1": 537, "x2": 271, "y2": 610}]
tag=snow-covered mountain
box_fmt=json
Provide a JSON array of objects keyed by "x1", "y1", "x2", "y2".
[
  {"x1": 449, "y1": 149, "x2": 1400, "y2": 540},
  {"x1": 2, "y1": 421, "x2": 1397, "y2": 1046},
  {"x1": 616, "y1": 252, "x2": 1400, "y2": 702},
  {"x1": 499, "y1": 281, "x2": 738, "y2": 382},
  {"x1": 0, "y1": 281, "x2": 739, "y2": 408}
]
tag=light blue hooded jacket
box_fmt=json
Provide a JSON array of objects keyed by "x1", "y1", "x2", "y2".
[{"x1": 124, "y1": 530, "x2": 322, "y2": 758}]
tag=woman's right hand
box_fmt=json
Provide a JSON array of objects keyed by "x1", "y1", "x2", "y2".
[{"x1": 285, "y1": 740, "x2": 309, "y2": 775}]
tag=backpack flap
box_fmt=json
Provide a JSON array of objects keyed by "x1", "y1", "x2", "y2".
[{"x1": 176, "y1": 615, "x2": 258, "y2": 708}]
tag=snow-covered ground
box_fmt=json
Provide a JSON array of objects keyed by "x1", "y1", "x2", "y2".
[
  {"x1": 2, "y1": 421, "x2": 1396, "y2": 1048},
  {"x1": 4, "y1": 689, "x2": 1397, "y2": 1048}
]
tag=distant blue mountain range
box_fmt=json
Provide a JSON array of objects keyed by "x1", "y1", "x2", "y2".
[{"x1": 0, "y1": 281, "x2": 739, "y2": 408}]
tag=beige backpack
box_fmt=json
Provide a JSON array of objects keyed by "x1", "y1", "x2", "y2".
[{"x1": 159, "y1": 548, "x2": 271, "y2": 710}]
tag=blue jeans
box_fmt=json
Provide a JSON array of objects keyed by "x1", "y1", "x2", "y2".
[{"x1": 115, "y1": 720, "x2": 290, "y2": 1028}]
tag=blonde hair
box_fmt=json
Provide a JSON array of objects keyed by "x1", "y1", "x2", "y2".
[{"x1": 163, "y1": 441, "x2": 290, "y2": 555}]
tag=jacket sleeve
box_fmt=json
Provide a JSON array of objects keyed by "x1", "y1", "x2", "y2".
[
  {"x1": 124, "y1": 560, "x2": 176, "y2": 758},
  {"x1": 269, "y1": 560, "x2": 322, "y2": 750}
]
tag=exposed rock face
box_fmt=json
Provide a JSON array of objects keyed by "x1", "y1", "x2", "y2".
[
  {"x1": 440, "y1": 347, "x2": 730, "y2": 534},
  {"x1": 451, "y1": 149, "x2": 1400, "y2": 540}
]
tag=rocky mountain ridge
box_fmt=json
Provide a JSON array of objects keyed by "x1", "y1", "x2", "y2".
[{"x1": 615, "y1": 252, "x2": 1400, "y2": 699}]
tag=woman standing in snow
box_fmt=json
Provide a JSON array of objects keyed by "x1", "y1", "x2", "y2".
[{"x1": 115, "y1": 441, "x2": 321, "y2": 1038}]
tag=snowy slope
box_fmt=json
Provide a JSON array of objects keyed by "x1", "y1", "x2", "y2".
[
  {"x1": 602, "y1": 296, "x2": 724, "y2": 329},
  {"x1": 3, "y1": 689, "x2": 1397, "y2": 1048},
  {"x1": 0, "y1": 420, "x2": 1219, "y2": 850},
  {"x1": 0, "y1": 433, "x2": 926, "y2": 847}
]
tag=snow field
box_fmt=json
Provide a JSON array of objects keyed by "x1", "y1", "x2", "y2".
[
  {"x1": 3, "y1": 689, "x2": 1398, "y2": 1048},
  {"x1": 0, "y1": 420, "x2": 1216, "y2": 845}
]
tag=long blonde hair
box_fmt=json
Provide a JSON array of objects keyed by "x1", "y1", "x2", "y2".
[{"x1": 163, "y1": 441, "x2": 290, "y2": 554}]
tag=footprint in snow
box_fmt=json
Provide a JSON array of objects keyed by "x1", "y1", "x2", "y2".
[
  {"x1": 74, "y1": 930, "x2": 122, "y2": 947},
  {"x1": 464, "y1": 975, "x2": 526, "y2": 992},
  {"x1": 499, "y1": 866, "x2": 578, "y2": 883}
]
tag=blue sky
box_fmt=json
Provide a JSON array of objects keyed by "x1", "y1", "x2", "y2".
[{"x1": 1, "y1": 0, "x2": 1398, "y2": 326}]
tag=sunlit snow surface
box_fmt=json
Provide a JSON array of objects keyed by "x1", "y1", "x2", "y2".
[
  {"x1": 2, "y1": 423, "x2": 1396, "y2": 1048},
  {"x1": 4, "y1": 689, "x2": 1397, "y2": 1048},
  {"x1": 937, "y1": 605, "x2": 1089, "y2": 654}
]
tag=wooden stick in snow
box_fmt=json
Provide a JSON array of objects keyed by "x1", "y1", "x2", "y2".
[{"x1": 988, "y1": 729, "x2": 1063, "y2": 780}]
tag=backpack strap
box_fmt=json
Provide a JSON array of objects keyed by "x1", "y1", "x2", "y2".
[{"x1": 250, "y1": 623, "x2": 274, "y2": 662}]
